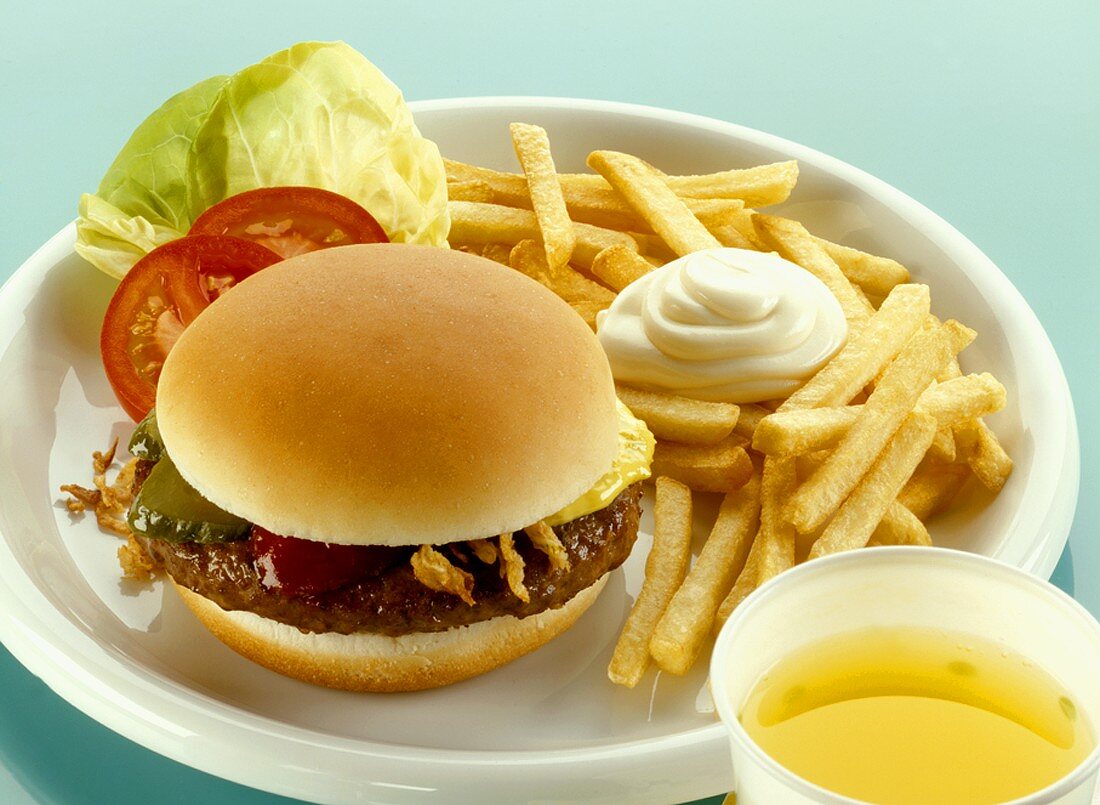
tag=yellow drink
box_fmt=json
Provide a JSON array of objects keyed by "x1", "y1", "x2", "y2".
[{"x1": 739, "y1": 627, "x2": 1094, "y2": 804}]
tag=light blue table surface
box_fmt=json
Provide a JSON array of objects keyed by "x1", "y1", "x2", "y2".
[{"x1": 1, "y1": 2, "x2": 1096, "y2": 803}]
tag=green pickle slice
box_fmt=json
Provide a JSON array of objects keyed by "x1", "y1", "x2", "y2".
[
  {"x1": 128, "y1": 409, "x2": 165, "y2": 462},
  {"x1": 129, "y1": 454, "x2": 249, "y2": 543}
]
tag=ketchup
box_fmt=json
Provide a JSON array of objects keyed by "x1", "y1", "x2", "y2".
[{"x1": 250, "y1": 526, "x2": 380, "y2": 597}]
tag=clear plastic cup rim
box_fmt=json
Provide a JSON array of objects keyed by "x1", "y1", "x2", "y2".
[{"x1": 709, "y1": 546, "x2": 1100, "y2": 805}]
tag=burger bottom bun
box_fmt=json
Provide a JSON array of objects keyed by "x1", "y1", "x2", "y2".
[{"x1": 173, "y1": 575, "x2": 609, "y2": 692}]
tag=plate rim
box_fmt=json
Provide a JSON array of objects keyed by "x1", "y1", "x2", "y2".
[{"x1": 0, "y1": 96, "x2": 1081, "y2": 801}]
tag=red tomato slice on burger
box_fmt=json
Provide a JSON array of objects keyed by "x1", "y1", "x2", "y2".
[
  {"x1": 100, "y1": 235, "x2": 281, "y2": 421},
  {"x1": 188, "y1": 187, "x2": 389, "y2": 258}
]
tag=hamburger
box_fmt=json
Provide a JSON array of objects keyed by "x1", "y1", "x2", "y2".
[{"x1": 123, "y1": 243, "x2": 653, "y2": 692}]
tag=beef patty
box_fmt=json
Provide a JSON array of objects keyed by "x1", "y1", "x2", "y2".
[{"x1": 136, "y1": 483, "x2": 642, "y2": 637}]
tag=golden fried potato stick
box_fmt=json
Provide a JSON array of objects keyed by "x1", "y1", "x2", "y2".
[
  {"x1": 715, "y1": 457, "x2": 796, "y2": 624},
  {"x1": 653, "y1": 160, "x2": 799, "y2": 206},
  {"x1": 508, "y1": 239, "x2": 615, "y2": 305},
  {"x1": 448, "y1": 159, "x2": 762, "y2": 233},
  {"x1": 871, "y1": 501, "x2": 933, "y2": 546},
  {"x1": 608, "y1": 477, "x2": 694, "y2": 688},
  {"x1": 411, "y1": 545, "x2": 475, "y2": 606},
  {"x1": 815, "y1": 238, "x2": 910, "y2": 299},
  {"x1": 752, "y1": 457, "x2": 799, "y2": 586},
  {"x1": 524, "y1": 520, "x2": 570, "y2": 572},
  {"x1": 709, "y1": 223, "x2": 758, "y2": 250},
  {"x1": 753, "y1": 406, "x2": 859, "y2": 456},
  {"x1": 628, "y1": 232, "x2": 677, "y2": 264},
  {"x1": 753, "y1": 214, "x2": 874, "y2": 334},
  {"x1": 509, "y1": 123, "x2": 575, "y2": 271},
  {"x1": 898, "y1": 458, "x2": 972, "y2": 520},
  {"x1": 731, "y1": 403, "x2": 771, "y2": 442},
  {"x1": 568, "y1": 194, "x2": 749, "y2": 235},
  {"x1": 587, "y1": 150, "x2": 722, "y2": 257},
  {"x1": 570, "y1": 301, "x2": 605, "y2": 331},
  {"x1": 447, "y1": 158, "x2": 799, "y2": 209},
  {"x1": 809, "y1": 412, "x2": 938, "y2": 558},
  {"x1": 448, "y1": 201, "x2": 638, "y2": 269},
  {"x1": 651, "y1": 435, "x2": 754, "y2": 493},
  {"x1": 649, "y1": 474, "x2": 761, "y2": 675},
  {"x1": 591, "y1": 244, "x2": 655, "y2": 291},
  {"x1": 920, "y1": 373, "x2": 1008, "y2": 422},
  {"x1": 615, "y1": 384, "x2": 739, "y2": 445},
  {"x1": 778, "y1": 283, "x2": 931, "y2": 412},
  {"x1": 927, "y1": 427, "x2": 957, "y2": 462},
  {"x1": 956, "y1": 418, "x2": 1014, "y2": 492},
  {"x1": 498, "y1": 533, "x2": 530, "y2": 603},
  {"x1": 786, "y1": 319, "x2": 975, "y2": 533},
  {"x1": 447, "y1": 179, "x2": 495, "y2": 203},
  {"x1": 754, "y1": 372, "x2": 1007, "y2": 455}
]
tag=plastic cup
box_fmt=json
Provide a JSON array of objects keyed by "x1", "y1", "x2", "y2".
[{"x1": 710, "y1": 547, "x2": 1100, "y2": 804}]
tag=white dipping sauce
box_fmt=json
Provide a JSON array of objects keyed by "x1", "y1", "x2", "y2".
[{"x1": 596, "y1": 248, "x2": 848, "y2": 402}]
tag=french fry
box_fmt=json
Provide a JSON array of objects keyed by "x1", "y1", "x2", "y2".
[
  {"x1": 715, "y1": 457, "x2": 796, "y2": 625},
  {"x1": 871, "y1": 501, "x2": 933, "y2": 546},
  {"x1": 786, "y1": 320, "x2": 975, "y2": 533},
  {"x1": 651, "y1": 435, "x2": 754, "y2": 493},
  {"x1": 649, "y1": 474, "x2": 761, "y2": 675},
  {"x1": 755, "y1": 373, "x2": 1007, "y2": 455},
  {"x1": 920, "y1": 373, "x2": 1007, "y2": 423},
  {"x1": 559, "y1": 160, "x2": 799, "y2": 206},
  {"x1": 447, "y1": 158, "x2": 769, "y2": 232},
  {"x1": 608, "y1": 477, "x2": 694, "y2": 688},
  {"x1": 809, "y1": 412, "x2": 938, "y2": 558},
  {"x1": 579, "y1": 197, "x2": 751, "y2": 234},
  {"x1": 753, "y1": 214, "x2": 874, "y2": 333},
  {"x1": 587, "y1": 150, "x2": 721, "y2": 257},
  {"x1": 447, "y1": 179, "x2": 496, "y2": 203},
  {"x1": 956, "y1": 419, "x2": 1013, "y2": 492},
  {"x1": 447, "y1": 201, "x2": 638, "y2": 269},
  {"x1": 478, "y1": 243, "x2": 513, "y2": 265},
  {"x1": 753, "y1": 457, "x2": 798, "y2": 586},
  {"x1": 629, "y1": 232, "x2": 677, "y2": 264},
  {"x1": 709, "y1": 223, "x2": 758, "y2": 250},
  {"x1": 570, "y1": 301, "x2": 605, "y2": 331},
  {"x1": 656, "y1": 161, "x2": 799, "y2": 206},
  {"x1": 898, "y1": 458, "x2": 971, "y2": 519},
  {"x1": 616, "y1": 384, "x2": 739, "y2": 445},
  {"x1": 509, "y1": 123, "x2": 575, "y2": 270},
  {"x1": 753, "y1": 406, "x2": 859, "y2": 456},
  {"x1": 591, "y1": 245, "x2": 654, "y2": 291},
  {"x1": 815, "y1": 239, "x2": 910, "y2": 299},
  {"x1": 508, "y1": 240, "x2": 615, "y2": 305},
  {"x1": 779, "y1": 283, "x2": 931, "y2": 412},
  {"x1": 732, "y1": 403, "x2": 771, "y2": 442},
  {"x1": 927, "y1": 427, "x2": 957, "y2": 463},
  {"x1": 716, "y1": 532, "x2": 762, "y2": 627}
]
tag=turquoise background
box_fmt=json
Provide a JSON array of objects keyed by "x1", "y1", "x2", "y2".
[{"x1": 1, "y1": 1, "x2": 1096, "y2": 802}]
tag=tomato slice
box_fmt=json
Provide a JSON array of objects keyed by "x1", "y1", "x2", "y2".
[
  {"x1": 188, "y1": 187, "x2": 389, "y2": 258},
  {"x1": 100, "y1": 236, "x2": 281, "y2": 421}
]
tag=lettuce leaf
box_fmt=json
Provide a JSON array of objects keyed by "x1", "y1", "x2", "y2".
[
  {"x1": 97, "y1": 74, "x2": 229, "y2": 233},
  {"x1": 74, "y1": 195, "x2": 182, "y2": 280},
  {"x1": 76, "y1": 42, "x2": 449, "y2": 278}
]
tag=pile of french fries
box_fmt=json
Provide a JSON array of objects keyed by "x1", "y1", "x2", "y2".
[{"x1": 445, "y1": 124, "x2": 1013, "y2": 688}]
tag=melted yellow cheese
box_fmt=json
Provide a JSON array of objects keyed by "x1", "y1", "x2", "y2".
[{"x1": 545, "y1": 399, "x2": 654, "y2": 526}]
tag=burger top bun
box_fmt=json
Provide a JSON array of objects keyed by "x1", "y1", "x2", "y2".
[{"x1": 156, "y1": 243, "x2": 620, "y2": 546}]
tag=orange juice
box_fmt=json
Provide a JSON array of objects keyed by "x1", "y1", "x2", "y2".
[{"x1": 739, "y1": 627, "x2": 1094, "y2": 804}]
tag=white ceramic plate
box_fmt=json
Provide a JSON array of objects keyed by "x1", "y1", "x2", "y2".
[{"x1": 0, "y1": 98, "x2": 1079, "y2": 804}]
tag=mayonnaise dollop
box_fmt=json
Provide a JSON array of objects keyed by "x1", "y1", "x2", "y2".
[{"x1": 596, "y1": 248, "x2": 848, "y2": 402}]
